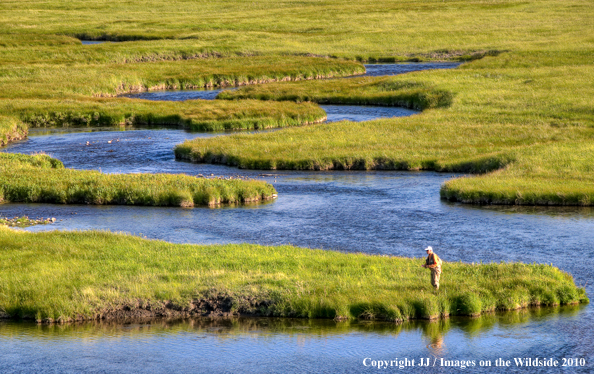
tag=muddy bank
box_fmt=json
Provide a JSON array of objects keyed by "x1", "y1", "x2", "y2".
[
  {"x1": 2, "y1": 295, "x2": 275, "y2": 324},
  {"x1": 1, "y1": 295, "x2": 581, "y2": 325},
  {"x1": 441, "y1": 194, "x2": 594, "y2": 207}
]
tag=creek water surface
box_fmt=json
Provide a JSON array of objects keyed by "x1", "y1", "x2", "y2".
[{"x1": 1, "y1": 63, "x2": 592, "y2": 373}]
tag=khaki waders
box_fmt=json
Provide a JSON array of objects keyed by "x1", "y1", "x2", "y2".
[{"x1": 431, "y1": 266, "x2": 442, "y2": 290}]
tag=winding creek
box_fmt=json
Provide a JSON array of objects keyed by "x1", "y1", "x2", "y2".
[{"x1": 1, "y1": 63, "x2": 593, "y2": 373}]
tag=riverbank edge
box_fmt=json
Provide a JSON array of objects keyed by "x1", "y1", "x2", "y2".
[
  {"x1": 0, "y1": 153, "x2": 279, "y2": 208},
  {"x1": 439, "y1": 190, "x2": 594, "y2": 207},
  {"x1": 173, "y1": 148, "x2": 594, "y2": 207},
  {"x1": 107, "y1": 71, "x2": 366, "y2": 97},
  {"x1": 0, "y1": 119, "x2": 28, "y2": 147},
  {"x1": 0, "y1": 295, "x2": 586, "y2": 325}
]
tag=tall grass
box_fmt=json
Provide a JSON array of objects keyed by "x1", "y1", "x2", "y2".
[
  {"x1": 218, "y1": 77, "x2": 453, "y2": 111},
  {"x1": 1, "y1": 98, "x2": 326, "y2": 132},
  {"x1": 177, "y1": 50, "x2": 594, "y2": 205},
  {"x1": 0, "y1": 153, "x2": 276, "y2": 207},
  {"x1": 1, "y1": 0, "x2": 593, "y2": 207},
  {"x1": 0, "y1": 227, "x2": 587, "y2": 322}
]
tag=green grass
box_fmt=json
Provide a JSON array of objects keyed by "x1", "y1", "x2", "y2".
[
  {"x1": 218, "y1": 76, "x2": 454, "y2": 110},
  {"x1": 0, "y1": 56, "x2": 364, "y2": 99},
  {"x1": 0, "y1": 55, "x2": 359, "y2": 133},
  {"x1": 0, "y1": 115, "x2": 27, "y2": 146},
  {"x1": 0, "y1": 153, "x2": 276, "y2": 207},
  {"x1": 1, "y1": 98, "x2": 327, "y2": 132},
  {"x1": 0, "y1": 0, "x2": 590, "y2": 61},
  {"x1": 0, "y1": 227, "x2": 587, "y2": 322},
  {"x1": 178, "y1": 50, "x2": 594, "y2": 205},
  {"x1": 1, "y1": 0, "x2": 593, "y2": 205}
]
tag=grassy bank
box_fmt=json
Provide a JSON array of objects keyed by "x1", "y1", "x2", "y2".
[
  {"x1": 0, "y1": 56, "x2": 364, "y2": 99},
  {"x1": 0, "y1": 55, "x2": 358, "y2": 136},
  {"x1": 0, "y1": 115, "x2": 27, "y2": 147},
  {"x1": 217, "y1": 76, "x2": 454, "y2": 111},
  {"x1": 1, "y1": 98, "x2": 327, "y2": 132},
  {"x1": 0, "y1": 0, "x2": 593, "y2": 207},
  {"x1": 177, "y1": 49, "x2": 594, "y2": 205},
  {"x1": 0, "y1": 153, "x2": 276, "y2": 207},
  {"x1": 0, "y1": 228, "x2": 587, "y2": 322}
]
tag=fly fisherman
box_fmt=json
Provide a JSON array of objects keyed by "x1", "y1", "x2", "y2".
[{"x1": 421, "y1": 246, "x2": 442, "y2": 290}]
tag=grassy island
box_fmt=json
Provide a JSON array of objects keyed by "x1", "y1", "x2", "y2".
[
  {"x1": 179, "y1": 49, "x2": 594, "y2": 205},
  {"x1": 0, "y1": 55, "x2": 358, "y2": 133},
  {"x1": 0, "y1": 153, "x2": 276, "y2": 207},
  {"x1": 0, "y1": 228, "x2": 587, "y2": 323}
]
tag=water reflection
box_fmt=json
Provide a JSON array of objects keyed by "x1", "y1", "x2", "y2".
[
  {"x1": 0, "y1": 305, "x2": 583, "y2": 341},
  {"x1": 80, "y1": 40, "x2": 106, "y2": 45},
  {"x1": 457, "y1": 203, "x2": 594, "y2": 219},
  {"x1": 0, "y1": 305, "x2": 586, "y2": 373}
]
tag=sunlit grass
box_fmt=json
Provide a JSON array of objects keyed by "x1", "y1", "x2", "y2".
[
  {"x1": 0, "y1": 227, "x2": 586, "y2": 322},
  {"x1": 179, "y1": 51, "x2": 594, "y2": 205},
  {"x1": 1, "y1": 0, "x2": 593, "y2": 205},
  {"x1": 0, "y1": 153, "x2": 276, "y2": 207}
]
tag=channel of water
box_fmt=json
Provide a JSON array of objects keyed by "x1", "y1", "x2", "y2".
[{"x1": 1, "y1": 63, "x2": 593, "y2": 373}]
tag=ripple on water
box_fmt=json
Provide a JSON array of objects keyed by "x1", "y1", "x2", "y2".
[
  {"x1": 121, "y1": 87, "x2": 236, "y2": 101},
  {"x1": 362, "y1": 62, "x2": 461, "y2": 77},
  {"x1": 320, "y1": 104, "x2": 418, "y2": 122}
]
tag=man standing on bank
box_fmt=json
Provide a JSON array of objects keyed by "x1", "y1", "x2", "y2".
[{"x1": 421, "y1": 246, "x2": 442, "y2": 290}]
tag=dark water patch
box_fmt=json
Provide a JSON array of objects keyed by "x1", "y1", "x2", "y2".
[{"x1": 320, "y1": 105, "x2": 418, "y2": 122}]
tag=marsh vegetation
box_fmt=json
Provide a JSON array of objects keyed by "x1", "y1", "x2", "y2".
[
  {"x1": 0, "y1": 0, "x2": 591, "y2": 328},
  {"x1": 0, "y1": 153, "x2": 276, "y2": 207},
  {"x1": 0, "y1": 228, "x2": 587, "y2": 323}
]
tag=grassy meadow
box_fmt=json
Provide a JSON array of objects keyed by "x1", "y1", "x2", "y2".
[
  {"x1": 2, "y1": 98, "x2": 327, "y2": 132},
  {"x1": 0, "y1": 0, "x2": 592, "y2": 205},
  {"x1": 0, "y1": 153, "x2": 276, "y2": 207},
  {"x1": 0, "y1": 0, "x2": 592, "y2": 323},
  {"x1": 0, "y1": 56, "x2": 357, "y2": 132},
  {"x1": 181, "y1": 51, "x2": 594, "y2": 205},
  {"x1": 0, "y1": 227, "x2": 587, "y2": 322}
]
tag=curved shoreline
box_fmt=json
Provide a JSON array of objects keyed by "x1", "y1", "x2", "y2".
[
  {"x1": 108, "y1": 71, "x2": 366, "y2": 97},
  {"x1": 1, "y1": 295, "x2": 581, "y2": 325}
]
